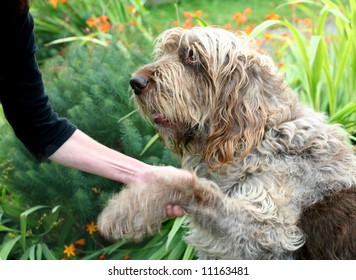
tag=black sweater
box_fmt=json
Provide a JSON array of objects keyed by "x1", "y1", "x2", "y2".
[{"x1": 0, "y1": 3, "x2": 76, "y2": 160}]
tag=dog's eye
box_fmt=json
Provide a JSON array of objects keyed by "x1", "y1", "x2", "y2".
[{"x1": 186, "y1": 49, "x2": 198, "y2": 65}]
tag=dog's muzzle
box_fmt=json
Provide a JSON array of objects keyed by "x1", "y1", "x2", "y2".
[{"x1": 130, "y1": 74, "x2": 149, "y2": 95}]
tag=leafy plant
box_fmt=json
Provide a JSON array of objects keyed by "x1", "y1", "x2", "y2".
[
  {"x1": 0, "y1": 41, "x2": 188, "y2": 260},
  {"x1": 251, "y1": 0, "x2": 356, "y2": 141},
  {"x1": 31, "y1": 0, "x2": 154, "y2": 62}
]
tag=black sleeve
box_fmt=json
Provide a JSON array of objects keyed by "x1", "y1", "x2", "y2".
[{"x1": 0, "y1": 9, "x2": 77, "y2": 160}]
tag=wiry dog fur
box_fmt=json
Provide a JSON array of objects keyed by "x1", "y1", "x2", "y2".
[{"x1": 98, "y1": 27, "x2": 356, "y2": 259}]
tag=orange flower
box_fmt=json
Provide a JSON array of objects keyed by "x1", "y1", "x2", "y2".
[
  {"x1": 63, "y1": 244, "x2": 76, "y2": 257},
  {"x1": 265, "y1": 33, "x2": 273, "y2": 41},
  {"x1": 281, "y1": 32, "x2": 289, "y2": 38},
  {"x1": 98, "y1": 15, "x2": 109, "y2": 23},
  {"x1": 222, "y1": 23, "x2": 232, "y2": 30},
  {"x1": 294, "y1": 18, "x2": 302, "y2": 24},
  {"x1": 182, "y1": 19, "x2": 193, "y2": 29},
  {"x1": 122, "y1": 255, "x2": 131, "y2": 260},
  {"x1": 183, "y1": 11, "x2": 192, "y2": 19},
  {"x1": 289, "y1": 2, "x2": 301, "y2": 9},
  {"x1": 243, "y1": 7, "x2": 252, "y2": 16},
  {"x1": 193, "y1": 10, "x2": 202, "y2": 17},
  {"x1": 75, "y1": 238, "x2": 86, "y2": 246},
  {"x1": 49, "y1": 0, "x2": 59, "y2": 8},
  {"x1": 280, "y1": 32, "x2": 293, "y2": 42},
  {"x1": 98, "y1": 22, "x2": 112, "y2": 33},
  {"x1": 86, "y1": 221, "x2": 98, "y2": 235},
  {"x1": 86, "y1": 16, "x2": 111, "y2": 32},
  {"x1": 49, "y1": 0, "x2": 68, "y2": 9},
  {"x1": 183, "y1": 10, "x2": 202, "y2": 19},
  {"x1": 234, "y1": 12, "x2": 247, "y2": 24},
  {"x1": 127, "y1": 5, "x2": 135, "y2": 13},
  {"x1": 303, "y1": 18, "x2": 312, "y2": 27},
  {"x1": 276, "y1": 62, "x2": 284, "y2": 67},
  {"x1": 172, "y1": 21, "x2": 179, "y2": 27},
  {"x1": 265, "y1": 14, "x2": 281, "y2": 20},
  {"x1": 244, "y1": 24, "x2": 254, "y2": 35},
  {"x1": 86, "y1": 17, "x2": 97, "y2": 28}
]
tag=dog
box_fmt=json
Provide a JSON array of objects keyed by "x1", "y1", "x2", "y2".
[{"x1": 98, "y1": 27, "x2": 356, "y2": 259}]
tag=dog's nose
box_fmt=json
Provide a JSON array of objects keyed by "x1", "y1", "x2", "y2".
[{"x1": 130, "y1": 74, "x2": 149, "y2": 95}]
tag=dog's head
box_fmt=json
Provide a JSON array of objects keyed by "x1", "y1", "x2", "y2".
[{"x1": 130, "y1": 27, "x2": 294, "y2": 169}]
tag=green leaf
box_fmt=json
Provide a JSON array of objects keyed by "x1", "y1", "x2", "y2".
[
  {"x1": 41, "y1": 243, "x2": 57, "y2": 260},
  {"x1": 309, "y1": 36, "x2": 322, "y2": 69},
  {"x1": 36, "y1": 243, "x2": 43, "y2": 260},
  {"x1": 327, "y1": 8, "x2": 350, "y2": 23},
  {"x1": 329, "y1": 103, "x2": 356, "y2": 123},
  {"x1": 46, "y1": 36, "x2": 108, "y2": 47},
  {"x1": 29, "y1": 244, "x2": 36, "y2": 260},
  {"x1": 1, "y1": 203, "x2": 23, "y2": 220},
  {"x1": 249, "y1": 20, "x2": 280, "y2": 38},
  {"x1": 166, "y1": 216, "x2": 186, "y2": 250},
  {"x1": 182, "y1": 244, "x2": 196, "y2": 260},
  {"x1": 0, "y1": 235, "x2": 21, "y2": 260},
  {"x1": 166, "y1": 241, "x2": 186, "y2": 259},
  {"x1": 316, "y1": 7, "x2": 330, "y2": 35},
  {"x1": 331, "y1": 38, "x2": 353, "y2": 114},
  {"x1": 0, "y1": 224, "x2": 19, "y2": 233},
  {"x1": 118, "y1": 110, "x2": 138, "y2": 124},
  {"x1": 195, "y1": 16, "x2": 209, "y2": 27},
  {"x1": 52, "y1": 205, "x2": 61, "y2": 214},
  {"x1": 20, "y1": 205, "x2": 50, "y2": 251},
  {"x1": 281, "y1": 21, "x2": 309, "y2": 72},
  {"x1": 20, "y1": 247, "x2": 30, "y2": 260},
  {"x1": 140, "y1": 133, "x2": 160, "y2": 156}
]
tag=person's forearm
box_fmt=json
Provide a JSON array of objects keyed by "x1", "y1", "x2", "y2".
[
  {"x1": 49, "y1": 129, "x2": 148, "y2": 184},
  {"x1": 50, "y1": 129, "x2": 190, "y2": 217}
]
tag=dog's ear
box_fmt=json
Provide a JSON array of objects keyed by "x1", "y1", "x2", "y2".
[{"x1": 206, "y1": 54, "x2": 271, "y2": 169}]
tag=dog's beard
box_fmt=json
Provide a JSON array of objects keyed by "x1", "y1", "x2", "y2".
[
  {"x1": 159, "y1": 122, "x2": 201, "y2": 157},
  {"x1": 137, "y1": 101, "x2": 201, "y2": 155}
]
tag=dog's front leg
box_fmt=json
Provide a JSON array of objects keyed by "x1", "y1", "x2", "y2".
[
  {"x1": 98, "y1": 173, "x2": 303, "y2": 259},
  {"x1": 184, "y1": 177, "x2": 304, "y2": 259},
  {"x1": 97, "y1": 173, "x2": 224, "y2": 241}
]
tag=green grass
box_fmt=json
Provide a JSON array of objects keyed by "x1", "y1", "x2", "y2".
[{"x1": 147, "y1": 0, "x2": 291, "y2": 28}]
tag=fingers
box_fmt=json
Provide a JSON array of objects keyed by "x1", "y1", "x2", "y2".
[
  {"x1": 173, "y1": 205, "x2": 184, "y2": 217},
  {"x1": 165, "y1": 204, "x2": 184, "y2": 218}
]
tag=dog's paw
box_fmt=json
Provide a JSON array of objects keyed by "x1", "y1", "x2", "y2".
[{"x1": 97, "y1": 186, "x2": 166, "y2": 241}]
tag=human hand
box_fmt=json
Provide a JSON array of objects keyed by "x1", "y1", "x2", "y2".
[
  {"x1": 98, "y1": 165, "x2": 195, "y2": 240},
  {"x1": 130, "y1": 165, "x2": 193, "y2": 218}
]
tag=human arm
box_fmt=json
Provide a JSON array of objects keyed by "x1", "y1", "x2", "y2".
[
  {"x1": 0, "y1": 4, "x2": 188, "y2": 217},
  {"x1": 0, "y1": 8, "x2": 77, "y2": 160},
  {"x1": 49, "y1": 129, "x2": 188, "y2": 217}
]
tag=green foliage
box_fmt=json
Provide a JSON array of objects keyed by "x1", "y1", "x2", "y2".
[
  {"x1": 0, "y1": 42, "x2": 184, "y2": 259},
  {"x1": 251, "y1": 0, "x2": 356, "y2": 141},
  {"x1": 31, "y1": 0, "x2": 154, "y2": 62}
]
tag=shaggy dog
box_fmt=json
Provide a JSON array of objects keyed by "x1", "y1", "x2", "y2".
[{"x1": 98, "y1": 27, "x2": 356, "y2": 260}]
